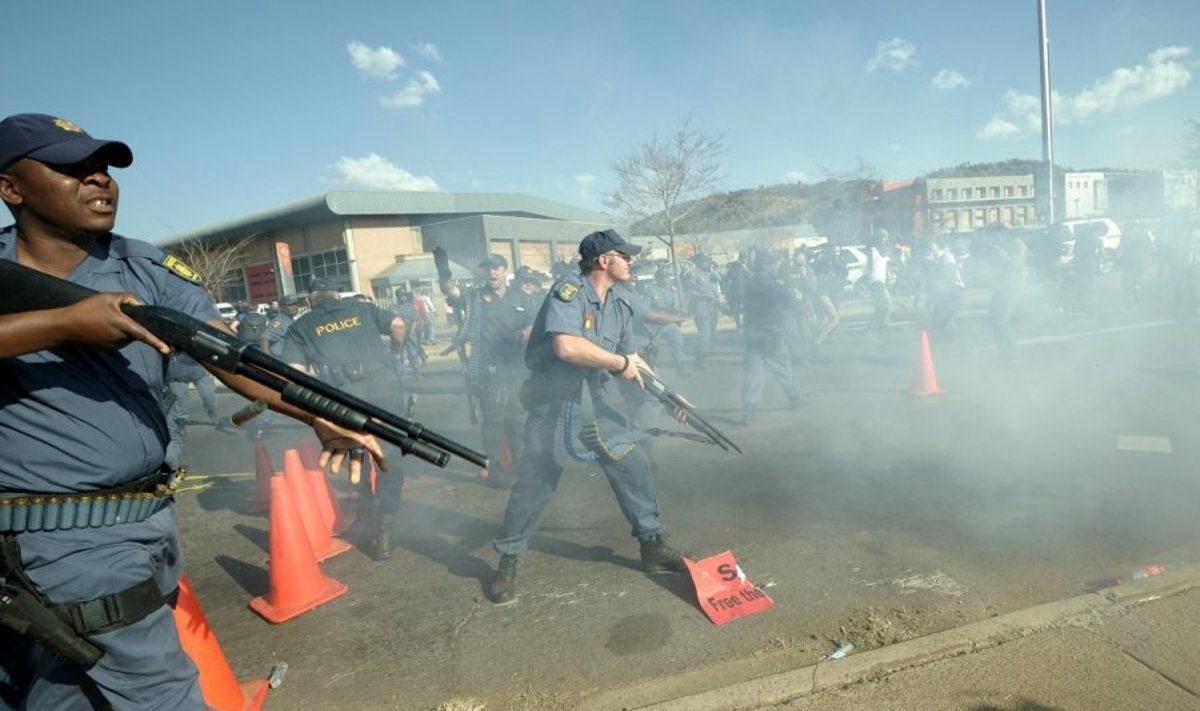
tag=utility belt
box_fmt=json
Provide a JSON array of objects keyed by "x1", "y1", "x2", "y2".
[
  {"x1": 0, "y1": 468, "x2": 181, "y2": 534},
  {"x1": 0, "y1": 488, "x2": 181, "y2": 667},
  {"x1": 317, "y1": 361, "x2": 395, "y2": 387}
]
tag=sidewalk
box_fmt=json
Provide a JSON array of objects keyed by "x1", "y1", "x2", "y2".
[{"x1": 580, "y1": 565, "x2": 1200, "y2": 710}]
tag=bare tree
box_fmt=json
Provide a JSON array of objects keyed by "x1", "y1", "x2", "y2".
[
  {"x1": 810, "y1": 159, "x2": 882, "y2": 244},
  {"x1": 165, "y1": 235, "x2": 257, "y2": 301},
  {"x1": 607, "y1": 118, "x2": 726, "y2": 280}
]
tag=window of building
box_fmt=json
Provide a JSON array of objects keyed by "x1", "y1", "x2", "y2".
[
  {"x1": 1004, "y1": 186, "x2": 1013, "y2": 197},
  {"x1": 1019, "y1": 185, "x2": 1028, "y2": 197},
  {"x1": 292, "y1": 247, "x2": 351, "y2": 292},
  {"x1": 946, "y1": 188, "x2": 957, "y2": 200},
  {"x1": 988, "y1": 186, "x2": 999, "y2": 198},
  {"x1": 976, "y1": 187, "x2": 986, "y2": 199},
  {"x1": 1083, "y1": 181, "x2": 1089, "y2": 188},
  {"x1": 932, "y1": 189, "x2": 943, "y2": 201},
  {"x1": 219, "y1": 270, "x2": 248, "y2": 304}
]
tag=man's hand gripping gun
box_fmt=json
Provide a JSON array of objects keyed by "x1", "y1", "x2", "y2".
[
  {"x1": 637, "y1": 366, "x2": 742, "y2": 453},
  {"x1": 0, "y1": 260, "x2": 487, "y2": 470}
]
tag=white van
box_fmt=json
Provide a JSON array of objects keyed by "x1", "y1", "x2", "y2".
[{"x1": 214, "y1": 302, "x2": 237, "y2": 323}]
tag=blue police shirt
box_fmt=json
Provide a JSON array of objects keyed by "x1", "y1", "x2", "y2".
[
  {"x1": 524, "y1": 273, "x2": 634, "y2": 403},
  {"x1": 0, "y1": 226, "x2": 219, "y2": 602},
  {"x1": 0, "y1": 227, "x2": 219, "y2": 493}
]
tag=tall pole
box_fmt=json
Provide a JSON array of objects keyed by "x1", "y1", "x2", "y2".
[{"x1": 1038, "y1": 0, "x2": 1056, "y2": 223}]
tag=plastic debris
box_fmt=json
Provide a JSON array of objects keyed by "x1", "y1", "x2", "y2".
[
  {"x1": 267, "y1": 661, "x2": 289, "y2": 689},
  {"x1": 825, "y1": 642, "x2": 854, "y2": 661}
]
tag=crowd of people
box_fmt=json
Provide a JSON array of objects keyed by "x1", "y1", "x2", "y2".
[{"x1": 5, "y1": 109, "x2": 1199, "y2": 708}]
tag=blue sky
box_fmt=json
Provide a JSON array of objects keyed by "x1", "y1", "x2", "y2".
[{"x1": 6, "y1": 0, "x2": 1199, "y2": 241}]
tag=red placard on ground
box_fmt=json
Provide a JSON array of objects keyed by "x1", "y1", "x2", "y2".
[{"x1": 684, "y1": 551, "x2": 774, "y2": 625}]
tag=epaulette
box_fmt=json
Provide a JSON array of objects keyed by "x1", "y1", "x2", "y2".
[
  {"x1": 110, "y1": 235, "x2": 204, "y2": 284},
  {"x1": 555, "y1": 281, "x2": 579, "y2": 302}
]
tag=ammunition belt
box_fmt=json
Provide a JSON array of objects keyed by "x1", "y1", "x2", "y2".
[{"x1": 0, "y1": 470, "x2": 182, "y2": 533}]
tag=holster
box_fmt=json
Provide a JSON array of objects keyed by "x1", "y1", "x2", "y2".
[{"x1": 0, "y1": 534, "x2": 177, "y2": 667}]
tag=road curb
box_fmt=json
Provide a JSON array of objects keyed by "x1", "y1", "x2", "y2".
[{"x1": 578, "y1": 564, "x2": 1200, "y2": 711}]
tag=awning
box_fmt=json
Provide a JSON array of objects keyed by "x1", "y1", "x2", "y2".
[{"x1": 369, "y1": 254, "x2": 473, "y2": 288}]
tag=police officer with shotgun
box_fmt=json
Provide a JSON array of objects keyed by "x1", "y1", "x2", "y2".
[
  {"x1": 0, "y1": 113, "x2": 387, "y2": 710},
  {"x1": 488, "y1": 230, "x2": 740, "y2": 603}
]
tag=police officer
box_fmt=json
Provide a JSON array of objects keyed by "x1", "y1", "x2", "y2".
[
  {"x1": 740, "y1": 250, "x2": 805, "y2": 425},
  {"x1": 265, "y1": 294, "x2": 300, "y2": 358},
  {"x1": 460, "y1": 254, "x2": 536, "y2": 488},
  {"x1": 0, "y1": 113, "x2": 381, "y2": 709},
  {"x1": 641, "y1": 266, "x2": 688, "y2": 374},
  {"x1": 684, "y1": 253, "x2": 721, "y2": 368},
  {"x1": 163, "y1": 352, "x2": 218, "y2": 468},
  {"x1": 489, "y1": 230, "x2": 690, "y2": 603},
  {"x1": 282, "y1": 278, "x2": 409, "y2": 560}
]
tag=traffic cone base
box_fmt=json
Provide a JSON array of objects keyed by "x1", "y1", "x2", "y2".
[
  {"x1": 249, "y1": 575, "x2": 348, "y2": 625},
  {"x1": 908, "y1": 329, "x2": 945, "y2": 396},
  {"x1": 249, "y1": 474, "x2": 348, "y2": 625},
  {"x1": 175, "y1": 576, "x2": 270, "y2": 711}
]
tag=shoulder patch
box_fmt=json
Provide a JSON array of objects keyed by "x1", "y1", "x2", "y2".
[
  {"x1": 163, "y1": 255, "x2": 203, "y2": 284},
  {"x1": 556, "y1": 282, "x2": 579, "y2": 302}
]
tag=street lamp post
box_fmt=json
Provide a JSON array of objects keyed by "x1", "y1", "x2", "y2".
[{"x1": 1038, "y1": 0, "x2": 1056, "y2": 224}]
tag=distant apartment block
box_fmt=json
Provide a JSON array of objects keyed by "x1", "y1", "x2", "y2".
[
  {"x1": 1064, "y1": 169, "x2": 1197, "y2": 219},
  {"x1": 925, "y1": 175, "x2": 1038, "y2": 233}
]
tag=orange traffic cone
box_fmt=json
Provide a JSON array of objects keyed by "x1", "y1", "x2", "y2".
[
  {"x1": 249, "y1": 473, "x2": 348, "y2": 624},
  {"x1": 175, "y1": 576, "x2": 270, "y2": 711},
  {"x1": 297, "y1": 439, "x2": 354, "y2": 537},
  {"x1": 283, "y1": 449, "x2": 351, "y2": 562},
  {"x1": 249, "y1": 441, "x2": 274, "y2": 514},
  {"x1": 908, "y1": 330, "x2": 945, "y2": 396}
]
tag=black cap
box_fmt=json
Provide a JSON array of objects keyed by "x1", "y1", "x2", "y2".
[
  {"x1": 309, "y1": 277, "x2": 336, "y2": 292},
  {"x1": 281, "y1": 295, "x2": 300, "y2": 306},
  {"x1": 480, "y1": 254, "x2": 508, "y2": 269},
  {"x1": 0, "y1": 113, "x2": 133, "y2": 172},
  {"x1": 578, "y1": 229, "x2": 642, "y2": 261}
]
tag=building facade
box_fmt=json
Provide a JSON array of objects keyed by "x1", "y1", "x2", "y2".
[
  {"x1": 159, "y1": 191, "x2": 617, "y2": 308},
  {"x1": 925, "y1": 175, "x2": 1038, "y2": 234}
]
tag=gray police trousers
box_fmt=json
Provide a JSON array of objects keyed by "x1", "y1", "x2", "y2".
[{"x1": 493, "y1": 402, "x2": 665, "y2": 557}]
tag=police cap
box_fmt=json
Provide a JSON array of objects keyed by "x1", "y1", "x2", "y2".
[
  {"x1": 578, "y1": 230, "x2": 642, "y2": 261},
  {"x1": 0, "y1": 113, "x2": 133, "y2": 172}
]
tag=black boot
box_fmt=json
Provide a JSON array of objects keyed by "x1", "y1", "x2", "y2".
[
  {"x1": 489, "y1": 554, "x2": 519, "y2": 602},
  {"x1": 640, "y1": 534, "x2": 688, "y2": 573},
  {"x1": 366, "y1": 520, "x2": 393, "y2": 561}
]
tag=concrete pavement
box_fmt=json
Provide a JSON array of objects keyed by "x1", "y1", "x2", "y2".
[{"x1": 577, "y1": 565, "x2": 1200, "y2": 710}]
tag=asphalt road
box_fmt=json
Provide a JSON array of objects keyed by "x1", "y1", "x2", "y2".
[{"x1": 171, "y1": 281, "x2": 1200, "y2": 710}]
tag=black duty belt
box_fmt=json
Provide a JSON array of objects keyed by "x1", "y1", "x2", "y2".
[{"x1": 0, "y1": 470, "x2": 182, "y2": 533}]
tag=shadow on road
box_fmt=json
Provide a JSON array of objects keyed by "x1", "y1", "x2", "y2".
[{"x1": 214, "y1": 553, "x2": 268, "y2": 598}]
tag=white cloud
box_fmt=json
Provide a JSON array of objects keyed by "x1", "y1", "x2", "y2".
[
  {"x1": 782, "y1": 171, "x2": 808, "y2": 184},
  {"x1": 347, "y1": 41, "x2": 405, "y2": 80},
  {"x1": 413, "y1": 42, "x2": 443, "y2": 63},
  {"x1": 575, "y1": 174, "x2": 596, "y2": 201},
  {"x1": 976, "y1": 116, "x2": 1021, "y2": 140},
  {"x1": 331, "y1": 153, "x2": 439, "y2": 191},
  {"x1": 977, "y1": 46, "x2": 1191, "y2": 140},
  {"x1": 381, "y1": 71, "x2": 441, "y2": 108},
  {"x1": 1059, "y1": 45, "x2": 1191, "y2": 121},
  {"x1": 866, "y1": 38, "x2": 917, "y2": 73},
  {"x1": 931, "y1": 69, "x2": 970, "y2": 92}
]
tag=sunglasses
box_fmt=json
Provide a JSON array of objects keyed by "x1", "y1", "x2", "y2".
[{"x1": 603, "y1": 251, "x2": 633, "y2": 263}]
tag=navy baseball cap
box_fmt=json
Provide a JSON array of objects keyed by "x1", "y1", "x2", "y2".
[
  {"x1": 281, "y1": 295, "x2": 300, "y2": 306},
  {"x1": 578, "y1": 229, "x2": 642, "y2": 261},
  {"x1": 480, "y1": 254, "x2": 508, "y2": 269},
  {"x1": 0, "y1": 113, "x2": 133, "y2": 172}
]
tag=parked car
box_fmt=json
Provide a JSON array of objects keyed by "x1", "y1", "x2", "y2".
[
  {"x1": 1055, "y1": 218, "x2": 1122, "y2": 274},
  {"x1": 214, "y1": 302, "x2": 237, "y2": 323}
]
